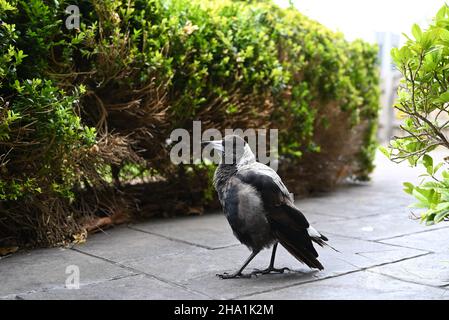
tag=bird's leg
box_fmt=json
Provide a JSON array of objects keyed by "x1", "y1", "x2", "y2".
[
  {"x1": 217, "y1": 250, "x2": 260, "y2": 279},
  {"x1": 251, "y1": 243, "x2": 291, "y2": 275}
]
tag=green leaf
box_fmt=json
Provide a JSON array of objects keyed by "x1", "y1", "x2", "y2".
[
  {"x1": 436, "y1": 5, "x2": 447, "y2": 22},
  {"x1": 412, "y1": 23, "x2": 423, "y2": 41},
  {"x1": 434, "y1": 162, "x2": 444, "y2": 174},
  {"x1": 435, "y1": 209, "x2": 449, "y2": 222},
  {"x1": 378, "y1": 146, "x2": 390, "y2": 158},
  {"x1": 391, "y1": 47, "x2": 400, "y2": 64},
  {"x1": 442, "y1": 170, "x2": 449, "y2": 179},
  {"x1": 412, "y1": 188, "x2": 430, "y2": 206},
  {"x1": 440, "y1": 28, "x2": 449, "y2": 42},
  {"x1": 435, "y1": 202, "x2": 449, "y2": 211},
  {"x1": 436, "y1": 91, "x2": 449, "y2": 103},
  {"x1": 403, "y1": 182, "x2": 414, "y2": 195},
  {"x1": 422, "y1": 154, "x2": 433, "y2": 175},
  {"x1": 421, "y1": 181, "x2": 441, "y2": 189},
  {"x1": 439, "y1": 189, "x2": 449, "y2": 201},
  {"x1": 409, "y1": 201, "x2": 428, "y2": 209},
  {"x1": 418, "y1": 173, "x2": 430, "y2": 178}
]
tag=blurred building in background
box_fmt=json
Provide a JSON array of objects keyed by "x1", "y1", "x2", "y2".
[{"x1": 376, "y1": 32, "x2": 402, "y2": 143}]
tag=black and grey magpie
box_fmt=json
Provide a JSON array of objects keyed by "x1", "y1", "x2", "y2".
[{"x1": 202, "y1": 135, "x2": 329, "y2": 279}]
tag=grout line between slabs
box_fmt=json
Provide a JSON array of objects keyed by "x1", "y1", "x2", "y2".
[
  {"x1": 364, "y1": 268, "x2": 448, "y2": 292},
  {"x1": 1, "y1": 272, "x2": 142, "y2": 300},
  {"x1": 316, "y1": 225, "x2": 449, "y2": 244},
  {"x1": 308, "y1": 211, "x2": 385, "y2": 220},
  {"x1": 369, "y1": 240, "x2": 435, "y2": 254},
  {"x1": 365, "y1": 256, "x2": 449, "y2": 291},
  {"x1": 374, "y1": 224, "x2": 449, "y2": 242},
  {"x1": 234, "y1": 269, "x2": 365, "y2": 300},
  {"x1": 235, "y1": 251, "x2": 432, "y2": 300},
  {"x1": 127, "y1": 225, "x2": 240, "y2": 251},
  {"x1": 70, "y1": 247, "x2": 214, "y2": 299}
]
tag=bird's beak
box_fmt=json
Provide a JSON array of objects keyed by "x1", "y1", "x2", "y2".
[{"x1": 201, "y1": 140, "x2": 224, "y2": 152}]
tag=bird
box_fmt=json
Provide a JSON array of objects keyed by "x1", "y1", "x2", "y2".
[{"x1": 202, "y1": 134, "x2": 329, "y2": 279}]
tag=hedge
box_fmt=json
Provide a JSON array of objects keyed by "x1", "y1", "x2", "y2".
[{"x1": 0, "y1": 0, "x2": 380, "y2": 247}]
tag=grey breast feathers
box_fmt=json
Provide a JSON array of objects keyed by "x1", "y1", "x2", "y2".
[{"x1": 222, "y1": 177, "x2": 274, "y2": 250}]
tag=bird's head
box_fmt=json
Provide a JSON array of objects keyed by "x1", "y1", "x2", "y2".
[{"x1": 201, "y1": 134, "x2": 256, "y2": 167}]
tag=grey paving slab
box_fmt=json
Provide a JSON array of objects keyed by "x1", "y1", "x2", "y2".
[
  {"x1": 73, "y1": 222, "x2": 424, "y2": 300},
  {"x1": 370, "y1": 150, "x2": 428, "y2": 186},
  {"x1": 74, "y1": 226, "x2": 272, "y2": 288},
  {"x1": 380, "y1": 228, "x2": 449, "y2": 253},
  {"x1": 79, "y1": 229, "x2": 288, "y2": 285},
  {"x1": 244, "y1": 271, "x2": 449, "y2": 300},
  {"x1": 298, "y1": 186, "x2": 414, "y2": 219},
  {"x1": 175, "y1": 236, "x2": 425, "y2": 299},
  {"x1": 369, "y1": 253, "x2": 449, "y2": 287},
  {"x1": 0, "y1": 247, "x2": 136, "y2": 298},
  {"x1": 181, "y1": 249, "x2": 353, "y2": 300},
  {"x1": 129, "y1": 213, "x2": 239, "y2": 249},
  {"x1": 130, "y1": 211, "x2": 340, "y2": 250},
  {"x1": 20, "y1": 274, "x2": 207, "y2": 300},
  {"x1": 315, "y1": 210, "x2": 449, "y2": 241},
  {"x1": 320, "y1": 235, "x2": 427, "y2": 268},
  {"x1": 73, "y1": 226, "x2": 209, "y2": 274}
]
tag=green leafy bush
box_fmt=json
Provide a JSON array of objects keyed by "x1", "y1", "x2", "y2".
[
  {"x1": 383, "y1": 4, "x2": 449, "y2": 224},
  {"x1": 0, "y1": 0, "x2": 121, "y2": 245},
  {"x1": 0, "y1": 0, "x2": 380, "y2": 246}
]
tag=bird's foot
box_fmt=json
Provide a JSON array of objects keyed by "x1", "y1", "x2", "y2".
[
  {"x1": 251, "y1": 266, "x2": 291, "y2": 276},
  {"x1": 216, "y1": 271, "x2": 252, "y2": 279}
]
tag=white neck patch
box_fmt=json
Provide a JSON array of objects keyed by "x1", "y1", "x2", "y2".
[{"x1": 236, "y1": 144, "x2": 256, "y2": 168}]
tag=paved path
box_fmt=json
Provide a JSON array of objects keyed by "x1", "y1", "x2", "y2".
[{"x1": 1, "y1": 152, "x2": 449, "y2": 299}]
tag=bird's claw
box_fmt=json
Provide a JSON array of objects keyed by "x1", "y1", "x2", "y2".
[
  {"x1": 251, "y1": 267, "x2": 291, "y2": 276},
  {"x1": 216, "y1": 272, "x2": 252, "y2": 279}
]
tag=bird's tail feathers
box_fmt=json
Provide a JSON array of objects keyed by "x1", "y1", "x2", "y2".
[
  {"x1": 311, "y1": 235, "x2": 340, "y2": 253},
  {"x1": 273, "y1": 229, "x2": 324, "y2": 270}
]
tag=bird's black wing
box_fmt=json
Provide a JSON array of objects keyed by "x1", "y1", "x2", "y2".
[{"x1": 236, "y1": 163, "x2": 325, "y2": 270}]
